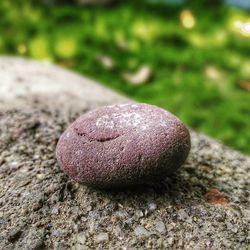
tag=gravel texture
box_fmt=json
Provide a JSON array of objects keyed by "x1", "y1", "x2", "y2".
[
  {"x1": 56, "y1": 103, "x2": 190, "y2": 188},
  {"x1": 0, "y1": 58, "x2": 249, "y2": 249}
]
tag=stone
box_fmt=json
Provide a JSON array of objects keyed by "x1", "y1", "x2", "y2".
[
  {"x1": 75, "y1": 232, "x2": 86, "y2": 245},
  {"x1": 94, "y1": 232, "x2": 109, "y2": 243},
  {"x1": 56, "y1": 103, "x2": 191, "y2": 188},
  {"x1": 154, "y1": 221, "x2": 166, "y2": 234},
  {"x1": 0, "y1": 58, "x2": 249, "y2": 250},
  {"x1": 134, "y1": 226, "x2": 152, "y2": 238},
  {"x1": 148, "y1": 202, "x2": 157, "y2": 211}
]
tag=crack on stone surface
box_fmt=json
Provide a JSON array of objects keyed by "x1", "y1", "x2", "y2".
[{"x1": 73, "y1": 127, "x2": 121, "y2": 142}]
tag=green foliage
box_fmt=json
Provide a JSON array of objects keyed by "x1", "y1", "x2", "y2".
[{"x1": 0, "y1": 1, "x2": 249, "y2": 154}]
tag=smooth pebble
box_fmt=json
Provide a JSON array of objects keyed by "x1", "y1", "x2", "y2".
[{"x1": 56, "y1": 103, "x2": 191, "y2": 188}]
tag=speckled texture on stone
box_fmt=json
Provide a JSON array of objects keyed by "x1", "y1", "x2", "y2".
[
  {"x1": 56, "y1": 103, "x2": 190, "y2": 188},
  {"x1": 0, "y1": 58, "x2": 249, "y2": 250}
]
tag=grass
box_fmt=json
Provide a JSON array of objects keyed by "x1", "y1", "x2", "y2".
[{"x1": 0, "y1": 1, "x2": 249, "y2": 154}]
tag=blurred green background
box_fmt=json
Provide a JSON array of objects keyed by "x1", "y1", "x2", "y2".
[{"x1": 0, "y1": 0, "x2": 249, "y2": 154}]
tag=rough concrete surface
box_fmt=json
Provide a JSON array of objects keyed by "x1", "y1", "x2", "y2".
[{"x1": 0, "y1": 57, "x2": 249, "y2": 250}]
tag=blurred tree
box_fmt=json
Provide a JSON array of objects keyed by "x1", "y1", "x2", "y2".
[
  {"x1": 33, "y1": 0, "x2": 115, "y2": 5},
  {"x1": 146, "y1": 0, "x2": 185, "y2": 5}
]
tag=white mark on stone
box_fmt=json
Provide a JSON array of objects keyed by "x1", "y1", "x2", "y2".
[
  {"x1": 96, "y1": 115, "x2": 115, "y2": 129},
  {"x1": 75, "y1": 150, "x2": 83, "y2": 156},
  {"x1": 117, "y1": 104, "x2": 130, "y2": 108},
  {"x1": 141, "y1": 125, "x2": 148, "y2": 130},
  {"x1": 131, "y1": 104, "x2": 139, "y2": 108},
  {"x1": 96, "y1": 112, "x2": 149, "y2": 130},
  {"x1": 95, "y1": 106, "x2": 172, "y2": 130}
]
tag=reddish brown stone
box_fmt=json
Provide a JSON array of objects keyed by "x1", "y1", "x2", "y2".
[
  {"x1": 205, "y1": 189, "x2": 227, "y2": 205},
  {"x1": 56, "y1": 103, "x2": 191, "y2": 188}
]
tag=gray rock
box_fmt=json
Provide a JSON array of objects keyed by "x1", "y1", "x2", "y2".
[
  {"x1": 154, "y1": 221, "x2": 166, "y2": 234},
  {"x1": 56, "y1": 103, "x2": 190, "y2": 188},
  {"x1": 94, "y1": 232, "x2": 109, "y2": 243},
  {"x1": 75, "y1": 232, "x2": 87, "y2": 246},
  {"x1": 0, "y1": 57, "x2": 249, "y2": 250},
  {"x1": 134, "y1": 226, "x2": 151, "y2": 238}
]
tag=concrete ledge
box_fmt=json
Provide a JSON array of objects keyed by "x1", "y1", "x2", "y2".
[{"x1": 0, "y1": 57, "x2": 249, "y2": 249}]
